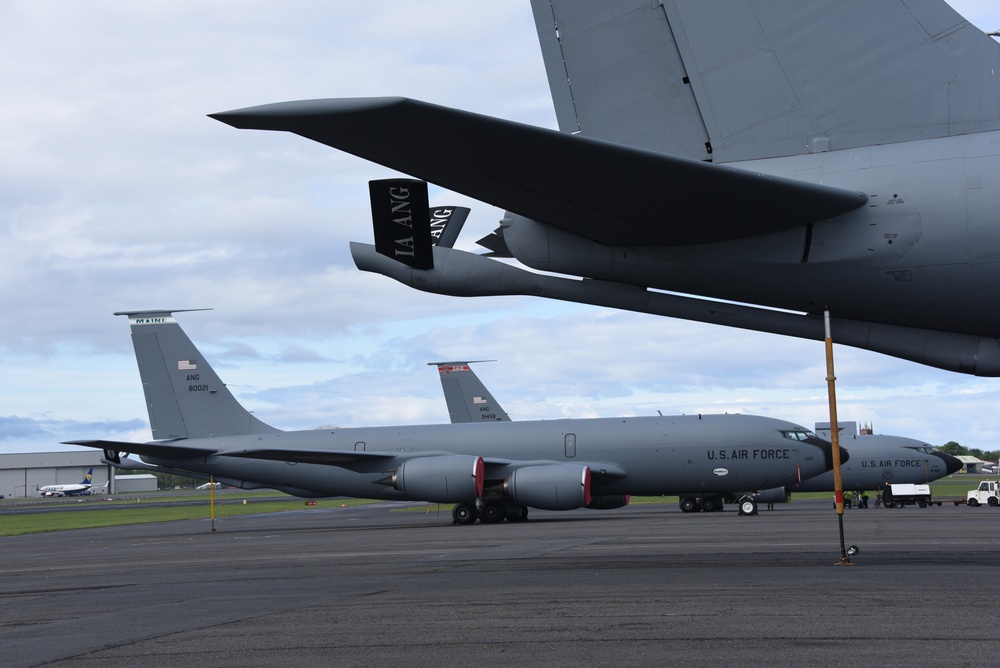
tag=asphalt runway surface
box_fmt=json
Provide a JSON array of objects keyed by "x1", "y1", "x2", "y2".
[{"x1": 3, "y1": 500, "x2": 999, "y2": 667}]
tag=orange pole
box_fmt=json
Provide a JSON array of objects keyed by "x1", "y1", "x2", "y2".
[{"x1": 825, "y1": 310, "x2": 850, "y2": 564}]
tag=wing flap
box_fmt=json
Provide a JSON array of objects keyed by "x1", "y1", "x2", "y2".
[{"x1": 211, "y1": 97, "x2": 867, "y2": 246}]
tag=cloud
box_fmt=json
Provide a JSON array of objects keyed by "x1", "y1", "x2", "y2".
[{"x1": 2, "y1": 1, "x2": 999, "y2": 455}]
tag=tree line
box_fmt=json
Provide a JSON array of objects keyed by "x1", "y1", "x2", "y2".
[{"x1": 939, "y1": 441, "x2": 1000, "y2": 462}]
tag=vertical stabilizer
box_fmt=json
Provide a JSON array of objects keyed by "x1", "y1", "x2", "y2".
[
  {"x1": 532, "y1": 0, "x2": 1000, "y2": 162},
  {"x1": 114, "y1": 310, "x2": 279, "y2": 439},
  {"x1": 430, "y1": 361, "x2": 511, "y2": 423}
]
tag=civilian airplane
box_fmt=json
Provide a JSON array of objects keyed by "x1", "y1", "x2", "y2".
[
  {"x1": 211, "y1": 0, "x2": 1000, "y2": 376},
  {"x1": 432, "y1": 362, "x2": 962, "y2": 511},
  {"x1": 65, "y1": 310, "x2": 843, "y2": 523},
  {"x1": 39, "y1": 468, "x2": 95, "y2": 497}
]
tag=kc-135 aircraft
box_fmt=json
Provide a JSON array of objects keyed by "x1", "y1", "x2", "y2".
[
  {"x1": 433, "y1": 362, "x2": 962, "y2": 511},
  {"x1": 212, "y1": 0, "x2": 1000, "y2": 376},
  {"x1": 66, "y1": 311, "x2": 842, "y2": 524}
]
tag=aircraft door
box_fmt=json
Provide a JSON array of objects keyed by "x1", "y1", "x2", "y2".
[
  {"x1": 354, "y1": 442, "x2": 365, "y2": 452},
  {"x1": 565, "y1": 434, "x2": 577, "y2": 458}
]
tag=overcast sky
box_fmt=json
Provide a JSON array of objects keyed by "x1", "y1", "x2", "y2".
[{"x1": 3, "y1": 1, "x2": 999, "y2": 455}]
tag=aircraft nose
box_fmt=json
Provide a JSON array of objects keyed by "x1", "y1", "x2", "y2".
[
  {"x1": 936, "y1": 451, "x2": 963, "y2": 475},
  {"x1": 807, "y1": 436, "x2": 849, "y2": 471}
]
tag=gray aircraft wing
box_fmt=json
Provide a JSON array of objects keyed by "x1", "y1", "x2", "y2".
[{"x1": 211, "y1": 97, "x2": 867, "y2": 247}]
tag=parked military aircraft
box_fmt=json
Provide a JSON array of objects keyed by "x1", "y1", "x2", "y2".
[
  {"x1": 211, "y1": 0, "x2": 1000, "y2": 376},
  {"x1": 749, "y1": 424, "x2": 964, "y2": 505},
  {"x1": 65, "y1": 310, "x2": 842, "y2": 523},
  {"x1": 39, "y1": 468, "x2": 95, "y2": 497},
  {"x1": 432, "y1": 362, "x2": 962, "y2": 512}
]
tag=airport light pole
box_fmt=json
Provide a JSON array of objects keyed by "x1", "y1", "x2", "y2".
[{"x1": 824, "y1": 309, "x2": 851, "y2": 565}]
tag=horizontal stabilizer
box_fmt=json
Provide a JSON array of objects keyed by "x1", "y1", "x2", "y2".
[
  {"x1": 211, "y1": 97, "x2": 868, "y2": 246},
  {"x1": 64, "y1": 439, "x2": 218, "y2": 460}
]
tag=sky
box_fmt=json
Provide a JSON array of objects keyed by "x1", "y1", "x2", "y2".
[{"x1": 2, "y1": 1, "x2": 999, "y2": 455}]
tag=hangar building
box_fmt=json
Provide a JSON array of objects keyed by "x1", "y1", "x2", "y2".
[{"x1": 0, "y1": 451, "x2": 114, "y2": 498}]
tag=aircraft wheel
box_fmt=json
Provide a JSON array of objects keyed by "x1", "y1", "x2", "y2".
[
  {"x1": 479, "y1": 501, "x2": 505, "y2": 524},
  {"x1": 701, "y1": 496, "x2": 721, "y2": 513},
  {"x1": 679, "y1": 497, "x2": 698, "y2": 513},
  {"x1": 969, "y1": 498, "x2": 980, "y2": 507},
  {"x1": 739, "y1": 499, "x2": 758, "y2": 516},
  {"x1": 989, "y1": 497, "x2": 999, "y2": 507},
  {"x1": 452, "y1": 503, "x2": 477, "y2": 525}
]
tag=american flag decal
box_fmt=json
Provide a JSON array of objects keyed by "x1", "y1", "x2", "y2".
[{"x1": 178, "y1": 360, "x2": 197, "y2": 370}]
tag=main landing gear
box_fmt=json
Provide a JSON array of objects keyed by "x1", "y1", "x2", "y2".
[
  {"x1": 452, "y1": 501, "x2": 529, "y2": 525},
  {"x1": 677, "y1": 495, "x2": 758, "y2": 515}
]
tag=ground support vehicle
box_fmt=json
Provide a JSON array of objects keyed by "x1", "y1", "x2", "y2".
[
  {"x1": 966, "y1": 480, "x2": 1000, "y2": 507},
  {"x1": 881, "y1": 484, "x2": 932, "y2": 508}
]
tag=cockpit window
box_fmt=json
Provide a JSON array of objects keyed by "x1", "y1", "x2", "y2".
[{"x1": 781, "y1": 430, "x2": 817, "y2": 441}]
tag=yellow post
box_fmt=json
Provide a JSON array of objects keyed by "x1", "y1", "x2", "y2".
[{"x1": 824, "y1": 310, "x2": 851, "y2": 565}]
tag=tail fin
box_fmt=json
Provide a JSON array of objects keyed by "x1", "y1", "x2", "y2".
[
  {"x1": 532, "y1": 0, "x2": 1000, "y2": 162},
  {"x1": 81, "y1": 467, "x2": 93, "y2": 485},
  {"x1": 114, "y1": 310, "x2": 279, "y2": 440},
  {"x1": 430, "y1": 361, "x2": 510, "y2": 423}
]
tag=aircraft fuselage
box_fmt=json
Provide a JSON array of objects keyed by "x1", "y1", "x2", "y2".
[
  {"x1": 139, "y1": 414, "x2": 835, "y2": 500},
  {"x1": 507, "y1": 132, "x2": 1000, "y2": 338}
]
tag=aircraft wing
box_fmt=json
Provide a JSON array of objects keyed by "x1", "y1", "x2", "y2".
[
  {"x1": 218, "y1": 448, "x2": 402, "y2": 466},
  {"x1": 210, "y1": 97, "x2": 868, "y2": 247}
]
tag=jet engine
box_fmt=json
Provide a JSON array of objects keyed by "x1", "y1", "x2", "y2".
[
  {"x1": 587, "y1": 495, "x2": 630, "y2": 510},
  {"x1": 752, "y1": 487, "x2": 790, "y2": 504},
  {"x1": 381, "y1": 455, "x2": 484, "y2": 503},
  {"x1": 505, "y1": 464, "x2": 591, "y2": 510}
]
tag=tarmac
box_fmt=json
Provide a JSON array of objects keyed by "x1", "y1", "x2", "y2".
[{"x1": 3, "y1": 499, "x2": 999, "y2": 667}]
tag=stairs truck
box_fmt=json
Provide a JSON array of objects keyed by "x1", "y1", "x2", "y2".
[{"x1": 967, "y1": 480, "x2": 1000, "y2": 507}]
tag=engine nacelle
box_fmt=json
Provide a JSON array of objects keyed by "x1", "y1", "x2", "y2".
[
  {"x1": 587, "y1": 495, "x2": 630, "y2": 510},
  {"x1": 506, "y1": 464, "x2": 591, "y2": 510},
  {"x1": 388, "y1": 455, "x2": 484, "y2": 503},
  {"x1": 752, "y1": 487, "x2": 790, "y2": 504}
]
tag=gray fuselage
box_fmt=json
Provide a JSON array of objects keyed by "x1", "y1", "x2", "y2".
[
  {"x1": 507, "y1": 132, "x2": 1000, "y2": 339},
  {"x1": 142, "y1": 414, "x2": 835, "y2": 500}
]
